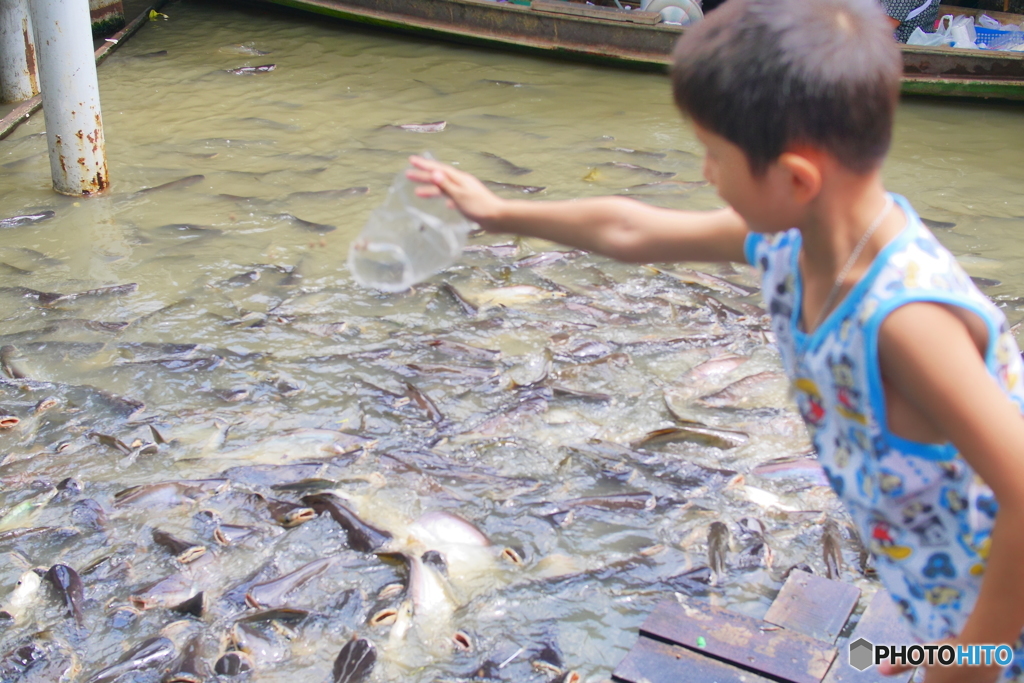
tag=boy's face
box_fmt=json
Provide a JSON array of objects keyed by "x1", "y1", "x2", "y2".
[{"x1": 694, "y1": 124, "x2": 807, "y2": 234}]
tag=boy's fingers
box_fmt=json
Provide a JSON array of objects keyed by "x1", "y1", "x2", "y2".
[
  {"x1": 408, "y1": 155, "x2": 454, "y2": 178},
  {"x1": 405, "y1": 169, "x2": 435, "y2": 183},
  {"x1": 414, "y1": 186, "x2": 443, "y2": 198},
  {"x1": 431, "y1": 169, "x2": 460, "y2": 193},
  {"x1": 407, "y1": 155, "x2": 439, "y2": 171}
]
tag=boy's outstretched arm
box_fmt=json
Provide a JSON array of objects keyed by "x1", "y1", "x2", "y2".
[
  {"x1": 878, "y1": 302, "x2": 1024, "y2": 683},
  {"x1": 407, "y1": 155, "x2": 749, "y2": 264}
]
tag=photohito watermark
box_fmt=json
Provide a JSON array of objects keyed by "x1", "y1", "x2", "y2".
[{"x1": 849, "y1": 639, "x2": 1014, "y2": 671}]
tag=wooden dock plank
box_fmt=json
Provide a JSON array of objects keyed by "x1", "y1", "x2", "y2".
[
  {"x1": 822, "y1": 591, "x2": 916, "y2": 683},
  {"x1": 613, "y1": 635, "x2": 778, "y2": 683},
  {"x1": 764, "y1": 570, "x2": 860, "y2": 644},
  {"x1": 641, "y1": 599, "x2": 837, "y2": 683}
]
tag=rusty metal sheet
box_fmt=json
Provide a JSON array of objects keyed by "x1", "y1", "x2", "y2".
[
  {"x1": 902, "y1": 45, "x2": 1024, "y2": 80},
  {"x1": 764, "y1": 569, "x2": 860, "y2": 645},
  {"x1": 641, "y1": 599, "x2": 837, "y2": 683}
]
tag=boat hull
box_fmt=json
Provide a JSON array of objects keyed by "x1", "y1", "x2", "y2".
[{"x1": 253, "y1": 0, "x2": 1024, "y2": 100}]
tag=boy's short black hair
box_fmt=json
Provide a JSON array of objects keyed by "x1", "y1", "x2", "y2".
[{"x1": 672, "y1": 0, "x2": 901, "y2": 175}]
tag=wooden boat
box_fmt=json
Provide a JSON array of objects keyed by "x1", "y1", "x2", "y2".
[{"x1": 254, "y1": 0, "x2": 1024, "y2": 100}]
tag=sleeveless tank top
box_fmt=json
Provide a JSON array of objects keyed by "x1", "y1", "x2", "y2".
[{"x1": 745, "y1": 194, "x2": 1024, "y2": 654}]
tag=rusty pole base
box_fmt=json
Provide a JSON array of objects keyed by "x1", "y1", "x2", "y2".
[{"x1": 29, "y1": 0, "x2": 110, "y2": 196}]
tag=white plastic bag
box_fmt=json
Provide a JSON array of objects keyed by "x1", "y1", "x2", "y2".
[
  {"x1": 908, "y1": 26, "x2": 952, "y2": 46},
  {"x1": 951, "y1": 26, "x2": 978, "y2": 48},
  {"x1": 935, "y1": 14, "x2": 979, "y2": 49},
  {"x1": 956, "y1": 15, "x2": 978, "y2": 42},
  {"x1": 978, "y1": 13, "x2": 1002, "y2": 29},
  {"x1": 348, "y1": 154, "x2": 477, "y2": 292}
]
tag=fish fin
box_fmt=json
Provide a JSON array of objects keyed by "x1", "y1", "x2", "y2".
[{"x1": 332, "y1": 638, "x2": 376, "y2": 683}]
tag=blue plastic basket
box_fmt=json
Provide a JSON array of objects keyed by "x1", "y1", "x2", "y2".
[
  {"x1": 975, "y1": 26, "x2": 1010, "y2": 41},
  {"x1": 975, "y1": 26, "x2": 1024, "y2": 50}
]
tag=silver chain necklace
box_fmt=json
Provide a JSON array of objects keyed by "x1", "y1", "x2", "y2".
[{"x1": 809, "y1": 193, "x2": 894, "y2": 332}]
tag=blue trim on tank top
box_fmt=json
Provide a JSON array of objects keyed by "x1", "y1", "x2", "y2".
[
  {"x1": 864, "y1": 291, "x2": 1001, "y2": 461},
  {"x1": 791, "y1": 193, "x2": 917, "y2": 355},
  {"x1": 743, "y1": 231, "x2": 758, "y2": 267}
]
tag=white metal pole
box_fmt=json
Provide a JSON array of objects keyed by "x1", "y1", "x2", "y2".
[
  {"x1": 29, "y1": 0, "x2": 109, "y2": 196},
  {"x1": 0, "y1": 0, "x2": 39, "y2": 103}
]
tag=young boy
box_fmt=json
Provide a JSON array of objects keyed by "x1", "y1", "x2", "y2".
[{"x1": 406, "y1": 0, "x2": 1024, "y2": 680}]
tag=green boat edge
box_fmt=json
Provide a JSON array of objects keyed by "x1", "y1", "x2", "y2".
[
  {"x1": 255, "y1": 0, "x2": 1024, "y2": 101},
  {"x1": 901, "y1": 77, "x2": 1024, "y2": 100}
]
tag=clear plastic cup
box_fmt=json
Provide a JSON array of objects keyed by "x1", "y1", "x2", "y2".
[{"x1": 348, "y1": 155, "x2": 476, "y2": 292}]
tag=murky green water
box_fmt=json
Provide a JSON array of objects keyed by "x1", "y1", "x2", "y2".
[{"x1": 0, "y1": 1, "x2": 1023, "y2": 680}]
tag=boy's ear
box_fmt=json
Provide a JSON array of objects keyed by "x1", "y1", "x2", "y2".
[{"x1": 776, "y1": 151, "x2": 822, "y2": 205}]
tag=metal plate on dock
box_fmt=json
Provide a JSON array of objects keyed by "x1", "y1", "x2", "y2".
[
  {"x1": 822, "y1": 590, "x2": 916, "y2": 683},
  {"x1": 764, "y1": 569, "x2": 860, "y2": 644},
  {"x1": 639, "y1": 599, "x2": 837, "y2": 683},
  {"x1": 614, "y1": 635, "x2": 778, "y2": 683}
]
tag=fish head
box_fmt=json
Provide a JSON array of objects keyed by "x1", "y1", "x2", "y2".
[
  {"x1": 388, "y1": 599, "x2": 415, "y2": 643},
  {"x1": 15, "y1": 569, "x2": 43, "y2": 594},
  {"x1": 408, "y1": 511, "x2": 491, "y2": 549},
  {"x1": 161, "y1": 619, "x2": 201, "y2": 648},
  {"x1": 214, "y1": 651, "x2": 253, "y2": 676},
  {"x1": 708, "y1": 521, "x2": 729, "y2": 543},
  {"x1": 500, "y1": 547, "x2": 524, "y2": 567},
  {"x1": 407, "y1": 552, "x2": 458, "y2": 629},
  {"x1": 1, "y1": 570, "x2": 43, "y2": 621},
  {"x1": 452, "y1": 631, "x2": 472, "y2": 653},
  {"x1": 369, "y1": 607, "x2": 400, "y2": 628},
  {"x1": 332, "y1": 637, "x2": 376, "y2": 683},
  {"x1": 405, "y1": 513, "x2": 498, "y2": 582},
  {"x1": 421, "y1": 550, "x2": 448, "y2": 578}
]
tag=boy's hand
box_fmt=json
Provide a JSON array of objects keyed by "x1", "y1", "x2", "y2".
[
  {"x1": 879, "y1": 641, "x2": 1003, "y2": 683},
  {"x1": 406, "y1": 155, "x2": 505, "y2": 228}
]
